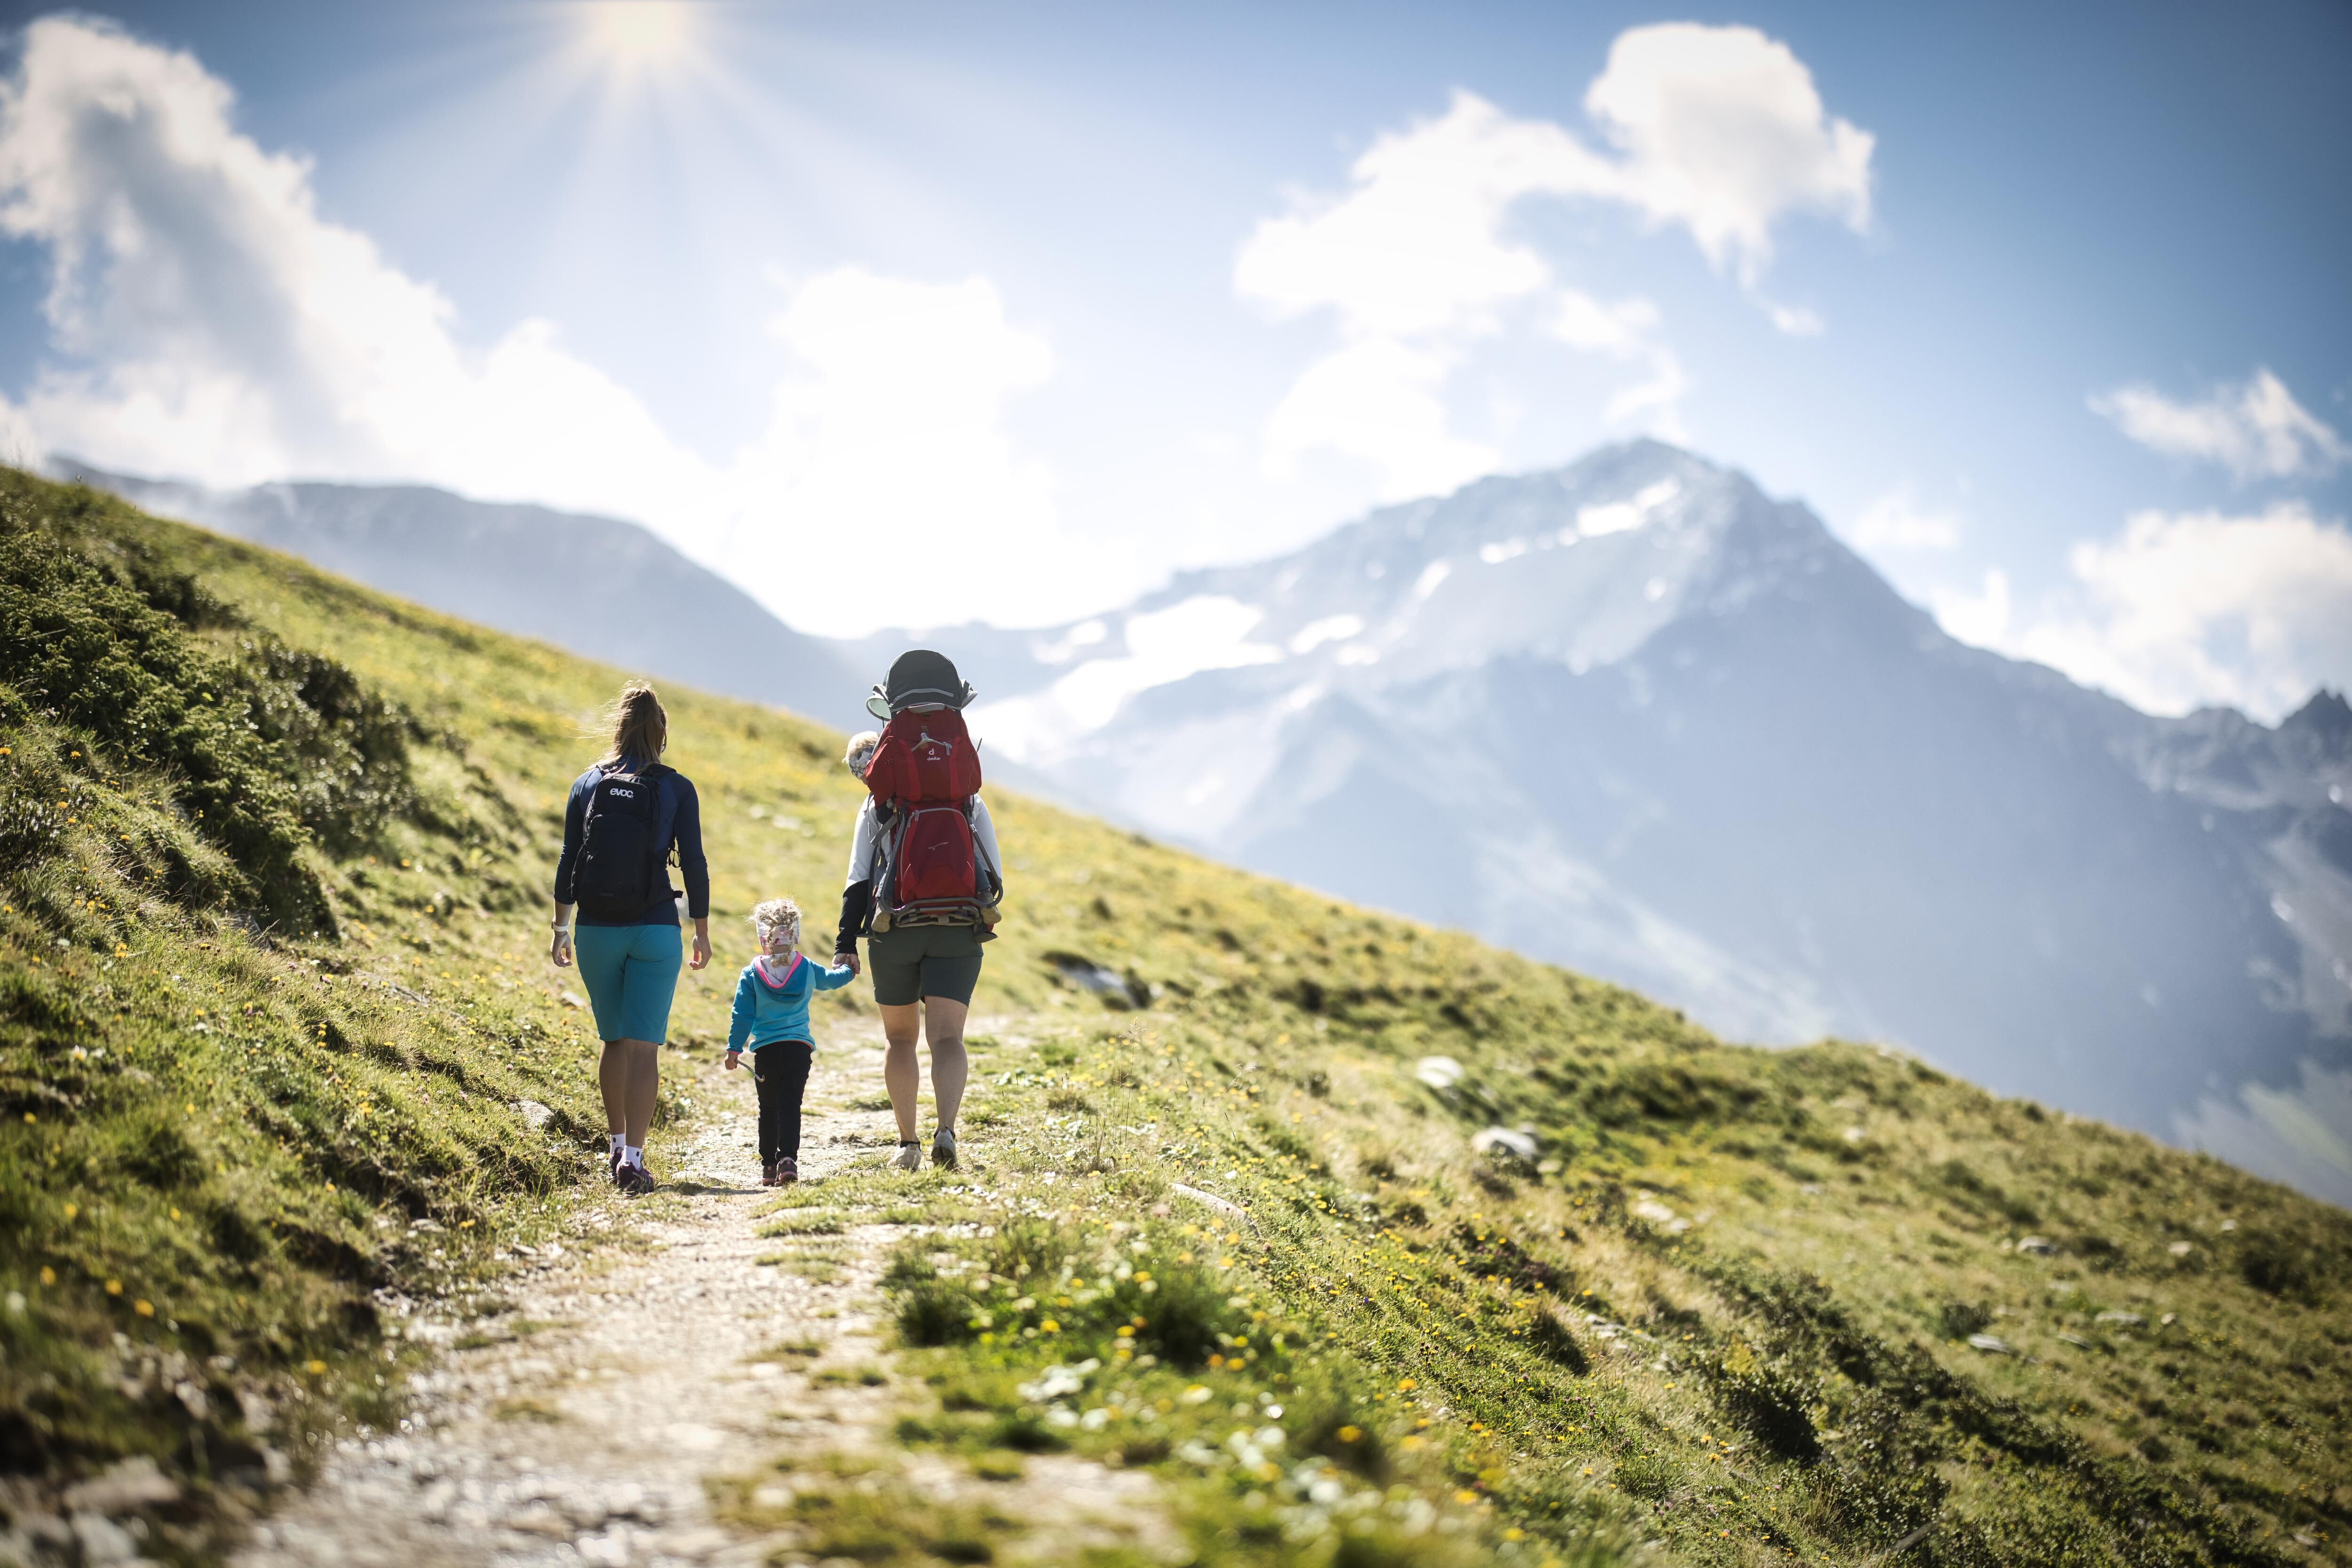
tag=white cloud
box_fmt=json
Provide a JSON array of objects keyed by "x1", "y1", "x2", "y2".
[
  {"x1": 1931, "y1": 568, "x2": 2011, "y2": 653},
  {"x1": 1549, "y1": 289, "x2": 1660, "y2": 356},
  {"x1": 1235, "y1": 92, "x2": 1608, "y2": 343},
  {"x1": 2091, "y1": 368, "x2": 2348, "y2": 481},
  {"x1": 1549, "y1": 288, "x2": 1689, "y2": 438},
  {"x1": 1583, "y1": 23, "x2": 1873, "y2": 284},
  {"x1": 1933, "y1": 503, "x2": 2352, "y2": 721},
  {"x1": 1235, "y1": 24, "x2": 1871, "y2": 499},
  {"x1": 1258, "y1": 335, "x2": 1499, "y2": 501},
  {"x1": 0, "y1": 15, "x2": 1114, "y2": 635},
  {"x1": 1846, "y1": 483, "x2": 1963, "y2": 551},
  {"x1": 722, "y1": 268, "x2": 1081, "y2": 632}
]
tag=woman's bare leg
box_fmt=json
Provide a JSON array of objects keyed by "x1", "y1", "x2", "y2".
[
  {"x1": 620, "y1": 1038, "x2": 660, "y2": 1145},
  {"x1": 923, "y1": 997, "x2": 969, "y2": 1133},
  {"x1": 880, "y1": 1002, "x2": 922, "y2": 1142},
  {"x1": 598, "y1": 1039, "x2": 629, "y2": 1135}
]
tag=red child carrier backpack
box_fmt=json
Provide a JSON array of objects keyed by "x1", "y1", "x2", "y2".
[{"x1": 865, "y1": 707, "x2": 998, "y2": 931}]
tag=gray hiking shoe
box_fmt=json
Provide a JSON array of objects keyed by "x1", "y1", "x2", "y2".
[
  {"x1": 930, "y1": 1126, "x2": 958, "y2": 1169},
  {"x1": 891, "y1": 1140, "x2": 923, "y2": 1172}
]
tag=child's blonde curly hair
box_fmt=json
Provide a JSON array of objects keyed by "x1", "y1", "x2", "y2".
[
  {"x1": 844, "y1": 730, "x2": 881, "y2": 778},
  {"x1": 750, "y1": 897, "x2": 800, "y2": 950}
]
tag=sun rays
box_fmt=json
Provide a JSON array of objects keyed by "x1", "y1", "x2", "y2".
[{"x1": 577, "y1": 1, "x2": 700, "y2": 79}]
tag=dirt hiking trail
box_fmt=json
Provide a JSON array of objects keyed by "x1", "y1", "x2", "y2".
[{"x1": 233, "y1": 1035, "x2": 1173, "y2": 1568}]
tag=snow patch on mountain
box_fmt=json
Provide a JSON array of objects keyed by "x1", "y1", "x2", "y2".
[{"x1": 972, "y1": 594, "x2": 1282, "y2": 764}]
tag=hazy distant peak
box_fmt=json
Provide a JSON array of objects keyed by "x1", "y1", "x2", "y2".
[{"x1": 2282, "y1": 689, "x2": 2352, "y2": 750}]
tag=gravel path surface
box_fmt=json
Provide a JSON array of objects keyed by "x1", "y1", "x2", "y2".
[{"x1": 231, "y1": 1041, "x2": 1171, "y2": 1568}]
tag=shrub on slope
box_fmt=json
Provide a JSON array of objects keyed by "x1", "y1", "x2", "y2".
[{"x1": 0, "y1": 476, "x2": 608, "y2": 1537}]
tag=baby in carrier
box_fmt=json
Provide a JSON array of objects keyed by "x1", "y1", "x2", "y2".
[{"x1": 725, "y1": 897, "x2": 856, "y2": 1185}]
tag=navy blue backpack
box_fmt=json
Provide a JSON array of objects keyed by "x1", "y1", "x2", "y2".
[{"x1": 575, "y1": 764, "x2": 669, "y2": 921}]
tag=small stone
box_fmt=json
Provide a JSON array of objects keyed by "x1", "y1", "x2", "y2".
[
  {"x1": 63, "y1": 1457, "x2": 180, "y2": 1512},
  {"x1": 2094, "y1": 1310, "x2": 2144, "y2": 1327},
  {"x1": 1168, "y1": 1184, "x2": 1245, "y2": 1219},
  {"x1": 2016, "y1": 1236, "x2": 2058, "y2": 1256},
  {"x1": 514, "y1": 1100, "x2": 555, "y2": 1130},
  {"x1": 2167, "y1": 1241, "x2": 2193, "y2": 1256},
  {"x1": 1470, "y1": 1127, "x2": 1539, "y2": 1162},
  {"x1": 660, "y1": 1525, "x2": 733, "y2": 1558},
  {"x1": 1965, "y1": 1333, "x2": 2014, "y2": 1355},
  {"x1": 505, "y1": 1504, "x2": 572, "y2": 1538},
  {"x1": 1413, "y1": 1056, "x2": 1464, "y2": 1089},
  {"x1": 70, "y1": 1513, "x2": 140, "y2": 1565}
]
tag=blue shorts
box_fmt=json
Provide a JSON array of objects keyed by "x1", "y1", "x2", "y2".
[{"x1": 573, "y1": 923, "x2": 683, "y2": 1043}]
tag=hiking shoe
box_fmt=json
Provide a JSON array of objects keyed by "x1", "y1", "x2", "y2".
[
  {"x1": 607, "y1": 1144, "x2": 625, "y2": 1180},
  {"x1": 930, "y1": 1127, "x2": 958, "y2": 1170},
  {"x1": 775, "y1": 1158, "x2": 799, "y2": 1185},
  {"x1": 759, "y1": 1163, "x2": 779, "y2": 1188},
  {"x1": 891, "y1": 1140, "x2": 923, "y2": 1172},
  {"x1": 616, "y1": 1162, "x2": 654, "y2": 1196}
]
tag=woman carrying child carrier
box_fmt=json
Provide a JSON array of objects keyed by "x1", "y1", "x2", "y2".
[
  {"x1": 726, "y1": 898, "x2": 856, "y2": 1185},
  {"x1": 835, "y1": 650, "x2": 1004, "y2": 1172},
  {"x1": 550, "y1": 680, "x2": 711, "y2": 1194}
]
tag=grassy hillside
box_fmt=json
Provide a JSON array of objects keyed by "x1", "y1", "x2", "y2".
[{"x1": 1, "y1": 468, "x2": 2347, "y2": 1566}]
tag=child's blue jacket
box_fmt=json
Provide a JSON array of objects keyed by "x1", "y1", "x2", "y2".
[{"x1": 727, "y1": 953, "x2": 856, "y2": 1053}]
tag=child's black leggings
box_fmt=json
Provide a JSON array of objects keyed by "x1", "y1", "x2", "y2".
[{"x1": 751, "y1": 1041, "x2": 814, "y2": 1166}]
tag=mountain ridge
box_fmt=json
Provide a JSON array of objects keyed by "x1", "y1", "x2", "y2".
[
  {"x1": 45, "y1": 459, "x2": 865, "y2": 725},
  {"x1": 926, "y1": 442, "x2": 2352, "y2": 1205},
  {"x1": 54, "y1": 444, "x2": 2352, "y2": 1207}
]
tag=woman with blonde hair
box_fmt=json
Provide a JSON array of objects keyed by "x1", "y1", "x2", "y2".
[{"x1": 551, "y1": 681, "x2": 711, "y2": 1193}]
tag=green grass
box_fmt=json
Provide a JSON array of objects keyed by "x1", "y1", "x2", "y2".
[{"x1": 3, "y1": 469, "x2": 2349, "y2": 1566}]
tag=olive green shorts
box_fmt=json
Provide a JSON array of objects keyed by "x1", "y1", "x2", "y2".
[{"x1": 868, "y1": 923, "x2": 988, "y2": 1007}]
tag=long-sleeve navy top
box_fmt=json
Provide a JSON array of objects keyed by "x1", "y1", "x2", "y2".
[{"x1": 551, "y1": 755, "x2": 710, "y2": 927}]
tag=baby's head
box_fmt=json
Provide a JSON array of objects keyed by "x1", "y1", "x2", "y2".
[
  {"x1": 843, "y1": 730, "x2": 881, "y2": 779},
  {"x1": 750, "y1": 896, "x2": 801, "y2": 956}
]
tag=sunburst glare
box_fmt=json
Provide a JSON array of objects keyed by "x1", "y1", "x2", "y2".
[{"x1": 580, "y1": 1, "x2": 698, "y2": 71}]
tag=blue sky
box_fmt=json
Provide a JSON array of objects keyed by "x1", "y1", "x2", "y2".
[{"x1": 0, "y1": 0, "x2": 2346, "y2": 717}]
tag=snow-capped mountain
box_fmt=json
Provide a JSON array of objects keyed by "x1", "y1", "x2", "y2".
[
  {"x1": 912, "y1": 441, "x2": 2352, "y2": 1205},
  {"x1": 63, "y1": 443, "x2": 2352, "y2": 1204}
]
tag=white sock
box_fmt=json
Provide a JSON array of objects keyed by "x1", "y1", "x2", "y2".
[
  {"x1": 609, "y1": 1133, "x2": 626, "y2": 1159},
  {"x1": 623, "y1": 1144, "x2": 645, "y2": 1169}
]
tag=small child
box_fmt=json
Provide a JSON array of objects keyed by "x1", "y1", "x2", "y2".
[
  {"x1": 843, "y1": 729, "x2": 880, "y2": 779},
  {"x1": 726, "y1": 897, "x2": 856, "y2": 1185}
]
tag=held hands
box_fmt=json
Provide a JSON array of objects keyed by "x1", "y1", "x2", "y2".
[{"x1": 835, "y1": 950, "x2": 861, "y2": 977}]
